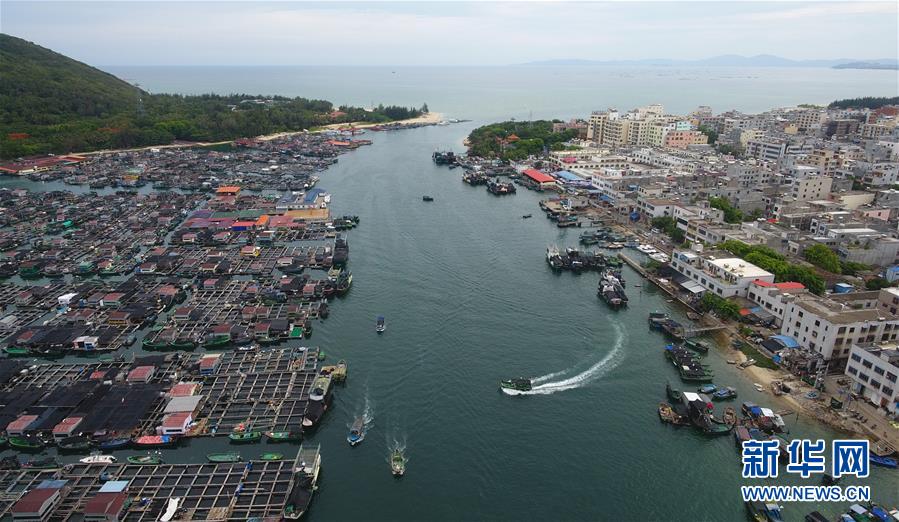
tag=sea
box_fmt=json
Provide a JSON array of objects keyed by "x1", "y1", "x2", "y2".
[{"x1": 6, "y1": 65, "x2": 899, "y2": 521}]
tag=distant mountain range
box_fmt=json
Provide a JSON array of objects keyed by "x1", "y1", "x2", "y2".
[{"x1": 517, "y1": 55, "x2": 899, "y2": 68}]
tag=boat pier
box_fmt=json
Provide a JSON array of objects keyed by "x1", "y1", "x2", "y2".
[{"x1": 0, "y1": 445, "x2": 319, "y2": 520}]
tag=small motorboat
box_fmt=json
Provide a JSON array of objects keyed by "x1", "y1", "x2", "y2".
[
  {"x1": 522, "y1": 214, "x2": 532, "y2": 219},
  {"x1": 22, "y1": 457, "x2": 58, "y2": 469},
  {"x1": 698, "y1": 384, "x2": 717, "y2": 394},
  {"x1": 391, "y1": 448, "x2": 407, "y2": 477},
  {"x1": 500, "y1": 377, "x2": 533, "y2": 395},
  {"x1": 347, "y1": 417, "x2": 365, "y2": 446},
  {"x1": 376, "y1": 316, "x2": 386, "y2": 333},
  {"x1": 229, "y1": 429, "x2": 262, "y2": 444},
  {"x1": 79, "y1": 453, "x2": 117, "y2": 464},
  {"x1": 712, "y1": 387, "x2": 738, "y2": 401},
  {"x1": 422, "y1": 196, "x2": 434, "y2": 202}
]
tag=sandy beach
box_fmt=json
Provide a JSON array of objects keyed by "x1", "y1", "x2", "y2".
[{"x1": 77, "y1": 111, "x2": 445, "y2": 156}]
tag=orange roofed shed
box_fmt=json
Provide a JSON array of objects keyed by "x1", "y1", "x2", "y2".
[{"x1": 216, "y1": 186, "x2": 241, "y2": 195}]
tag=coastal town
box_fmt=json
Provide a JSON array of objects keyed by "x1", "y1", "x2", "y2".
[{"x1": 438, "y1": 99, "x2": 899, "y2": 521}]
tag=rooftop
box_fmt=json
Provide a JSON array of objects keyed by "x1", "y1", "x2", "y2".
[{"x1": 706, "y1": 257, "x2": 774, "y2": 279}]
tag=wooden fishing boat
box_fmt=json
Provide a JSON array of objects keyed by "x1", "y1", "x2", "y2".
[
  {"x1": 22, "y1": 457, "x2": 58, "y2": 469},
  {"x1": 259, "y1": 453, "x2": 284, "y2": 461},
  {"x1": 57, "y1": 435, "x2": 92, "y2": 453},
  {"x1": 391, "y1": 448, "x2": 407, "y2": 477},
  {"x1": 127, "y1": 453, "x2": 164, "y2": 465},
  {"x1": 658, "y1": 402, "x2": 689, "y2": 425},
  {"x1": 229, "y1": 430, "x2": 262, "y2": 444},
  {"x1": 207, "y1": 452, "x2": 242, "y2": 463},
  {"x1": 265, "y1": 431, "x2": 303, "y2": 443},
  {"x1": 8, "y1": 435, "x2": 45, "y2": 452}
]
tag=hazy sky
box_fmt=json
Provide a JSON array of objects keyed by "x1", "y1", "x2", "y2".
[{"x1": 2, "y1": 1, "x2": 897, "y2": 66}]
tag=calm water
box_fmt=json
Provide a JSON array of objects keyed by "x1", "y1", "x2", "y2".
[
  {"x1": 4, "y1": 67, "x2": 899, "y2": 520},
  {"x1": 104, "y1": 65, "x2": 899, "y2": 121}
]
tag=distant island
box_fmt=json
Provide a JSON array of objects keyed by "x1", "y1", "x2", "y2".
[
  {"x1": 517, "y1": 55, "x2": 898, "y2": 68},
  {"x1": 0, "y1": 34, "x2": 426, "y2": 159},
  {"x1": 832, "y1": 61, "x2": 899, "y2": 70}
]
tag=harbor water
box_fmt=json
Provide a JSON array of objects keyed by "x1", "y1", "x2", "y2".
[{"x1": 3, "y1": 66, "x2": 899, "y2": 520}]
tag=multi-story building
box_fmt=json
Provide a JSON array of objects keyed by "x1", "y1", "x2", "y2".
[
  {"x1": 664, "y1": 130, "x2": 708, "y2": 150},
  {"x1": 669, "y1": 249, "x2": 775, "y2": 298},
  {"x1": 844, "y1": 343, "x2": 899, "y2": 413},
  {"x1": 746, "y1": 279, "x2": 807, "y2": 327},
  {"x1": 789, "y1": 175, "x2": 832, "y2": 202},
  {"x1": 780, "y1": 293, "x2": 899, "y2": 361}
]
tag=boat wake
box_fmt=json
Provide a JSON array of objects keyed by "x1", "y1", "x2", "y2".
[{"x1": 519, "y1": 324, "x2": 625, "y2": 395}]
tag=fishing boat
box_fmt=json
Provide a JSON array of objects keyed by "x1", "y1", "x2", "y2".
[
  {"x1": 79, "y1": 453, "x2": 117, "y2": 464},
  {"x1": 665, "y1": 382, "x2": 683, "y2": 402},
  {"x1": 746, "y1": 501, "x2": 785, "y2": 522},
  {"x1": 522, "y1": 214, "x2": 532, "y2": 219},
  {"x1": 712, "y1": 387, "x2": 738, "y2": 401},
  {"x1": 132, "y1": 435, "x2": 178, "y2": 448},
  {"x1": 598, "y1": 269, "x2": 628, "y2": 309},
  {"x1": 266, "y1": 431, "x2": 303, "y2": 443},
  {"x1": 698, "y1": 384, "x2": 717, "y2": 394},
  {"x1": 207, "y1": 452, "x2": 242, "y2": 463},
  {"x1": 309, "y1": 374, "x2": 333, "y2": 402},
  {"x1": 8, "y1": 434, "x2": 45, "y2": 452},
  {"x1": 376, "y1": 316, "x2": 386, "y2": 333},
  {"x1": 260, "y1": 453, "x2": 284, "y2": 461},
  {"x1": 127, "y1": 453, "x2": 163, "y2": 465},
  {"x1": 282, "y1": 450, "x2": 321, "y2": 520},
  {"x1": 0, "y1": 435, "x2": 6, "y2": 448},
  {"x1": 870, "y1": 455, "x2": 898, "y2": 468},
  {"x1": 422, "y1": 195, "x2": 434, "y2": 202},
  {"x1": 57, "y1": 435, "x2": 92, "y2": 453},
  {"x1": 684, "y1": 339, "x2": 710, "y2": 354},
  {"x1": 22, "y1": 457, "x2": 58, "y2": 469},
  {"x1": 3, "y1": 346, "x2": 31, "y2": 357},
  {"x1": 229, "y1": 429, "x2": 262, "y2": 444},
  {"x1": 302, "y1": 399, "x2": 328, "y2": 429},
  {"x1": 97, "y1": 437, "x2": 131, "y2": 450},
  {"x1": 500, "y1": 377, "x2": 533, "y2": 395},
  {"x1": 658, "y1": 402, "x2": 689, "y2": 425},
  {"x1": 391, "y1": 448, "x2": 407, "y2": 477},
  {"x1": 347, "y1": 417, "x2": 366, "y2": 446}
]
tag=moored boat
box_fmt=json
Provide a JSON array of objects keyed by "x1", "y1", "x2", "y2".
[
  {"x1": 127, "y1": 452, "x2": 163, "y2": 465},
  {"x1": 8, "y1": 434, "x2": 45, "y2": 452},
  {"x1": 260, "y1": 453, "x2": 284, "y2": 461},
  {"x1": 207, "y1": 452, "x2": 242, "y2": 463},
  {"x1": 79, "y1": 453, "x2": 117, "y2": 464},
  {"x1": 57, "y1": 435, "x2": 92, "y2": 453},
  {"x1": 132, "y1": 434, "x2": 178, "y2": 448},
  {"x1": 282, "y1": 450, "x2": 321, "y2": 520},
  {"x1": 309, "y1": 374, "x2": 333, "y2": 402},
  {"x1": 97, "y1": 437, "x2": 131, "y2": 450},
  {"x1": 22, "y1": 457, "x2": 58, "y2": 469},
  {"x1": 870, "y1": 455, "x2": 898, "y2": 468},
  {"x1": 713, "y1": 387, "x2": 738, "y2": 401},
  {"x1": 266, "y1": 431, "x2": 303, "y2": 443},
  {"x1": 229, "y1": 430, "x2": 262, "y2": 444}
]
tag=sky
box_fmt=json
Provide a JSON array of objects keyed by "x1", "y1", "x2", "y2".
[{"x1": 1, "y1": 1, "x2": 897, "y2": 66}]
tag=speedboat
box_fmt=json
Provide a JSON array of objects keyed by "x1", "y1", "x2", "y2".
[
  {"x1": 422, "y1": 196, "x2": 434, "y2": 202},
  {"x1": 79, "y1": 453, "x2": 117, "y2": 464},
  {"x1": 391, "y1": 448, "x2": 407, "y2": 477},
  {"x1": 376, "y1": 316, "x2": 386, "y2": 333},
  {"x1": 500, "y1": 377, "x2": 533, "y2": 395},
  {"x1": 347, "y1": 417, "x2": 365, "y2": 446}
]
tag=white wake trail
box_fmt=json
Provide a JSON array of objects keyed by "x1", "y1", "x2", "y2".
[{"x1": 521, "y1": 324, "x2": 626, "y2": 395}]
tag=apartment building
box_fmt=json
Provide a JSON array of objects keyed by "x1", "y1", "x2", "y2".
[
  {"x1": 670, "y1": 249, "x2": 775, "y2": 298},
  {"x1": 845, "y1": 343, "x2": 899, "y2": 413}
]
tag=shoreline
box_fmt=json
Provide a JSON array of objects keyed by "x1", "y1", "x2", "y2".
[{"x1": 70, "y1": 111, "x2": 445, "y2": 157}]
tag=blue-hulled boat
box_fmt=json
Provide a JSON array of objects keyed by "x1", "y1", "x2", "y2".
[
  {"x1": 712, "y1": 387, "x2": 738, "y2": 401},
  {"x1": 347, "y1": 417, "x2": 365, "y2": 446},
  {"x1": 698, "y1": 384, "x2": 717, "y2": 394},
  {"x1": 870, "y1": 455, "x2": 898, "y2": 468}
]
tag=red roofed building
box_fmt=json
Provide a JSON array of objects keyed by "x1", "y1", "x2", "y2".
[
  {"x1": 83, "y1": 491, "x2": 128, "y2": 522},
  {"x1": 127, "y1": 366, "x2": 155, "y2": 383},
  {"x1": 52, "y1": 417, "x2": 83, "y2": 440},
  {"x1": 522, "y1": 169, "x2": 556, "y2": 189},
  {"x1": 11, "y1": 487, "x2": 61, "y2": 520},
  {"x1": 168, "y1": 383, "x2": 199, "y2": 397},
  {"x1": 159, "y1": 412, "x2": 193, "y2": 436},
  {"x1": 6, "y1": 414, "x2": 38, "y2": 436}
]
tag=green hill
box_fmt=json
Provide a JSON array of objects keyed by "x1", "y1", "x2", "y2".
[{"x1": 0, "y1": 34, "x2": 424, "y2": 159}]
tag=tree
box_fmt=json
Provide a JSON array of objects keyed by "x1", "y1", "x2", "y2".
[
  {"x1": 709, "y1": 197, "x2": 744, "y2": 224},
  {"x1": 697, "y1": 124, "x2": 718, "y2": 145},
  {"x1": 420, "y1": 103, "x2": 429, "y2": 113},
  {"x1": 803, "y1": 244, "x2": 841, "y2": 273},
  {"x1": 717, "y1": 144, "x2": 742, "y2": 156},
  {"x1": 701, "y1": 293, "x2": 741, "y2": 320},
  {"x1": 865, "y1": 277, "x2": 894, "y2": 290}
]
